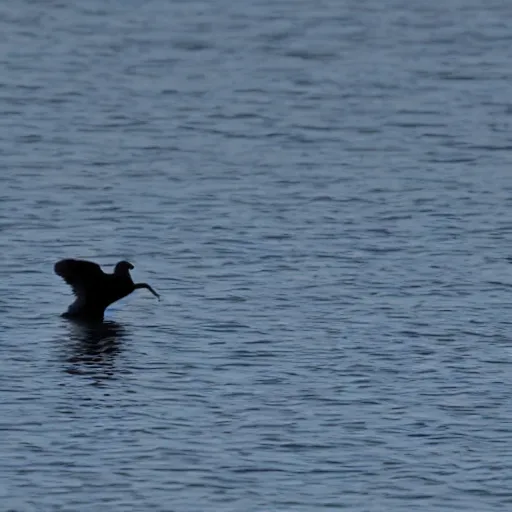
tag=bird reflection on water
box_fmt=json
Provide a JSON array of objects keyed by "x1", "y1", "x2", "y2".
[{"x1": 63, "y1": 319, "x2": 127, "y2": 380}]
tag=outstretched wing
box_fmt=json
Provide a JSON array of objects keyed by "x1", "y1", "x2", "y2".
[{"x1": 54, "y1": 259, "x2": 106, "y2": 299}]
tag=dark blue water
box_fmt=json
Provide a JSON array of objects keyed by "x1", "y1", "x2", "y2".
[{"x1": 1, "y1": 0, "x2": 512, "y2": 510}]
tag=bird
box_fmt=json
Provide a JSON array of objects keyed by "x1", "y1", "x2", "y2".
[{"x1": 55, "y1": 258, "x2": 160, "y2": 321}]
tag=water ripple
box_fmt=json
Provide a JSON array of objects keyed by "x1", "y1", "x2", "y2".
[{"x1": 1, "y1": 0, "x2": 512, "y2": 510}]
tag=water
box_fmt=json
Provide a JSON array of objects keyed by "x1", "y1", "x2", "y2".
[{"x1": 1, "y1": 0, "x2": 512, "y2": 510}]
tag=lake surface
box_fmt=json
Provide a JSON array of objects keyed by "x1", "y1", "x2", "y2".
[{"x1": 1, "y1": 0, "x2": 512, "y2": 510}]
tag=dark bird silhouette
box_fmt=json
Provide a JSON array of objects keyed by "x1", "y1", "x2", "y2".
[{"x1": 55, "y1": 259, "x2": 160, "y2": 321}]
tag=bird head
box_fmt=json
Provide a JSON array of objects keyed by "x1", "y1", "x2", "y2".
[{"x1": 114, "y1": 260, "x2": 134, "y2": 275}]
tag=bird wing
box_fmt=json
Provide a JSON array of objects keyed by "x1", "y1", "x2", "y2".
[{"x1": 54, "y1": 259, "x2": 106, "y2": 299}]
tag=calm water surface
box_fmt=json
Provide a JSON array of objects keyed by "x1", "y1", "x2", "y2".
[{"x1": 1, "y1": 0, "x2": 512, "y2": 510}]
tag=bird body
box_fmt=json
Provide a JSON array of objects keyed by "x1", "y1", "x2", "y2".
[{"x1": 55, "y1": 259, "x2": 159, "y2": 321}]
